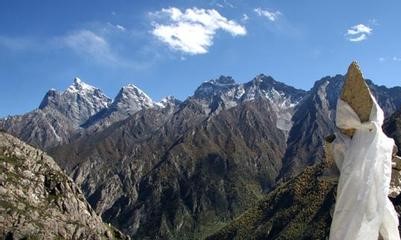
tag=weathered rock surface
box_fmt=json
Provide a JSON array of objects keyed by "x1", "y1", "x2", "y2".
[
  {"x1": 0, "y1": 109, "x2": 76, "y2": 150},
  {"x1": 385, "y1": 108, "x2": 401, "y2": 153},
  {"x1": 340, "y1": 61, "x2": 373, "y2": 123},
  {"x1": 81, "y1": 84, "x2": 172, "y2": 131},
  {"x1": 385, "y1": 109, "x2": 401, "y2": 197},
  {"x1": 0, "y1": 132, "x2": 128, "y2": 240},
  {"x1": 39, "y1": 77, "x2": 111, "y2": 126}
]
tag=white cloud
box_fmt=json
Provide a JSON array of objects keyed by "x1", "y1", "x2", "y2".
[
  {"x1": 348, "y1": 34, "x2": 368, "y2": 42},
  {"x1": 150, "y1": 7, "x2": 246, "y2": 55},
  {"x1": 254, "y1": 8, "x2": 281, "y2": 22},
  {"x1": 105, "y1": 22, "x2": 127, "y2": 33},
  {"x1": 115, "y1": 24, "x2": 126, "y2": 31},
  {"x1": 62, "y1": 30, "x2": 118, "y2": 64},
  {"x1": 347, "y1": 24, "x2": 372, "y2": 35},
  {"x1": 346, "y1": 24, "x2": 372, "y2": 42},
  {"x1": 379, "y1": 57, "x2": 385, "y2": 62}
]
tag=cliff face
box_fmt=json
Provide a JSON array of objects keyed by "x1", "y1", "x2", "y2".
[{"x1": 0, "y1": 132, "x2": 128, "y2": 240}]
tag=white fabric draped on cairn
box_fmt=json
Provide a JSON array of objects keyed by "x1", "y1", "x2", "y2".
[{"x1": 329, "y1": 96, "x2": 400, "y2": 239}]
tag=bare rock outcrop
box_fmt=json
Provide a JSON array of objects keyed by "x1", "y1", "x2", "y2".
[{"x1": 0, "y1": 132, "x2": 128, "y2": 240}]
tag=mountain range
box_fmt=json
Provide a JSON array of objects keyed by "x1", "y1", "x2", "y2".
[{"x1": 1, "y1": 71, "x2": 401, "y2": 239}]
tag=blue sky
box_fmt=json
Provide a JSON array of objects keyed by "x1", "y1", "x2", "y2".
[{"x1": 1, "y1": 0, "x2": 401, "y2": 117}]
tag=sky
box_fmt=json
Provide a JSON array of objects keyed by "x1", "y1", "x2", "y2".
[{"x1": 1, "y1": 0, "x2": 401, "y2": 117}]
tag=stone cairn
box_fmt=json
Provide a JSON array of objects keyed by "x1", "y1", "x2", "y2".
[{"x1": 321, "y1": 61, "x2": 401, "y2": 198}]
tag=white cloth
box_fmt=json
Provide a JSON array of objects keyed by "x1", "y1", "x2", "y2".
[{"x1": 329, "y1": 98, "x2": 400, "y2": 240}]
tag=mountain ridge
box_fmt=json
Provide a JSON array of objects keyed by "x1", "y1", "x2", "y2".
[{"x1": 1, "y1": 71, "x2": 401, "y2": 239}]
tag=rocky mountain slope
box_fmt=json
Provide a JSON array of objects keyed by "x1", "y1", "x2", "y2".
[
  {"x1": 81, "y1": 84, "x2": 172, "y2": 131},
  {"x1": 0, "y1": 131, "x2": 128, "y2": 239},
  {"x1": 39, "y1": 77, "x2": 111, "y2": 126},
  {"x1": 0, "y1": 78, "x2": 177, "y2": 150},
  {"x1": 191, "y1": 75, "x2": 305, "y2": 135},
  {"x1": 206, "y1": 164, "x2": 336, "y2": 240},
  {"x1": 384, "y1": 108, "x2": 401, "y2": 153},
  {"x1": 43, "y1": 75, "x2": 305, "y2": 239},
  {"x1": 0, "y1": 78, "x2": 111, "y2": 150},
  {"x1": 207, "y1": 162, "x2": 401, "y2": 240},
  {"x1": 50, "y1": 97, "x2": 291, "y2": 239},
  {"x1": 207, "y1": 163, "x2": 401, "y2": 239}
]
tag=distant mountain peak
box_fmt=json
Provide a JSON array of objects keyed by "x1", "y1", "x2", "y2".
[
  {"x1": 255, "y1": 73, "x2": 273, "y2": 80},
  {"x1": 80, "y1": 83, "x2": 158, "y2": 129},
  {"x1": 115, "y1": 84, "x2": 152, "y2": 103},
  {"x1": 205, "y1": 76, "x2": 236, "y2": 85},
  {"x1": 250, "y1": 74, "x2": 282, "y2": 87},
  {"x1": 194, "y1": 76, "x2": 239, "y2": 100},
  {"x1": 66, "y1": 77, "x2": 98, "y2": 94},
  {"x1": 111, "y1": 83, "x2": 155, "y2": 113},
  {"x1": 158, "y1": 95, "x2": 177, "y2": 103},
  {"x1": 155, "y1": 96, "x2": 182, "y2": 108},
  {"x1": 74, "y1": 76, "x2": 82, "y2": 84},
  {"x1": 120, "y1": 83, "x2": 150, "y2": 97},
  {"x1": 38, "y1": 77, "x2": 111, "y2": 127}
]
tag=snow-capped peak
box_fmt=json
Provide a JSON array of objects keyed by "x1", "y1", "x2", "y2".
[
  {"x1": 38, "y1": 77, "x2": 111, "y2": 126},
  {"x1": 204, "y1": 76, "x2": 236, "y2": 86},
  {"x1": 121, "y1": 84, "x2": 151, "y2": 99},
  {"x1": 66, "y1": 77, "x2": 97, "y2": 93},
  {"x1": 117, "y1": 84, "x2": 153, "y2": 105},
  {"x1": 194, "y1": 76, "x2": 239, "y2": 100},
  {"x1": 112, "y1": 83, "x2": 155, "y2": 112},
  {"x1": 155, "y1": 96, "x2": 181, "y2": 108}
]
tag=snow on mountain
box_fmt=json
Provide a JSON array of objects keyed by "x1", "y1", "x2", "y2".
[
  {"x1": 65, "y1": 77, "x2": 111, "y2": 110},
  {"x1": 155, "y1": 96, "x2": 182, "y2": 108},
  {"x1": 111, "y1": 84, "x2": 155, "y2": 113},
  {"x1": 194, "y1": 76, "x2": 239, "y2": 100},
  {"x1": 81, "y1": 83, "x2": 175, "y2": 129},
  {"x1": 192, "y1": 74, "x2": 306, "y2": 133},
  {"x1": 67, "y1": 77, "x2": 96, "y2": 93},
  {"x1": 39, "y1": 77, "x2": 111, "y2": 126},
  {"x1": 243, "y1": 74, "x2": 306, "y2": 133}
]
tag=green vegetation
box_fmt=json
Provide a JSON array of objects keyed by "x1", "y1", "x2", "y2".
[{"x1": 206, "y1": 164, "x2": 336, "y2": 240}]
